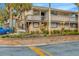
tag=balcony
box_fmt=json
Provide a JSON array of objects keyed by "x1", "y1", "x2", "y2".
[
  {"x1": 70, "y1": 17, "x2": 77, "y2": 23},
  {"x1": 51, "y1": 15, "x2": 69, "y2": 21},
  {"x1": 27, "y1": 15, "x2": 77, "y2": 23},
  {"x1": 45, "y1": 15, "x2": 77, "y2": 22},
  {"x1": 27, "y1": 15, "x2": 42, "y2": 21}
]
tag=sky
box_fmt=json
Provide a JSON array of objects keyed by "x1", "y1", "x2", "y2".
[
  {"x1": 33, "y1": 3, "x2": 78, "y2": 12},
  {"x1": 0, "y1": 3, "x2": 78, "y2": 12}
]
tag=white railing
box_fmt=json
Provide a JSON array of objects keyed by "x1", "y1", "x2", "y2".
[
  {"x1": 70, "y1": 17, "x2": 77, "y2": 22},
  {"x1": 45, "y1": 15, "x2": 77, "y2": 22},
  {"x1": 51, "y1": 15, "x2": 69, "y2": 21},
  {"x1": 27, "y1": 15, "x2": 77, "y2": 22},
  {"x1": 27, "y1": 15, "x2": 41, "y2": 21}
]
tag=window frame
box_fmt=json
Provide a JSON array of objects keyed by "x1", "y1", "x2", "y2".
[
  {"x1": 51, "y1": 22, "x2": 58, "y2": 28},
  {"x1": 33, "y1": 22, "x2": 39, "y2": 28}
]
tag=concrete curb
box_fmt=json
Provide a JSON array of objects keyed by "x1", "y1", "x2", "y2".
[{"x1": 0, "y1": 40, "x2": 78, "y2": 47}]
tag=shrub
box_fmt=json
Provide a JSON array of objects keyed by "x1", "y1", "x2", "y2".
[
  {"x1": 51, "y1": 31, "x2": 54, "y2": 34},
  {"x1": 35, "y1": 31, "x2": 40, "y2": 34},
  {"x1": 0, "y1": 32, "x2": 28, "y2": 38},
  {"x1": 53, "y1": 30, "x2": 60, "y2": 34},
  {"x1": 43, "y1": 30, "x2": 49, "y2": 34},
  {"x1": 63, "y1": 31, "x2": 79, "y2": 35},
  {"x1": 40, "y1": 29, "x2": 48, "y2": 36},
  {"x1": 30, "y1": 31, "x2": 35, "y2": 34},
  {"x1": 64, "y1": 30, "x2": 70, "y2": 32},
  {"x1": 73, "y1": 30, "x2": 78, "y2": 32}
]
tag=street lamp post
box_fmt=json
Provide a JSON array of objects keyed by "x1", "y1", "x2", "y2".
[{"x1": 48, "y1": 3, "x2": 51, "y2": 36}]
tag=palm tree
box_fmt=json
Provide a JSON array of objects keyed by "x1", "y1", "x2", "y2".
[
  {"x1": 48, "y1": 3, "x2": 51, "y2": 35},
  {"x1": 5, "y1": 3, "x2": 18, "y2": 29},
  {"x1": 5, "y1": 3, "x2": 32, "y2": 32},
  {"x1": 0, "y1": 9, "x2": 8, "y2": 25},
  {"x1": 0, "y1": 10, "x2": 4, "y2": 26},
  {"x1": 15, "y1": 3, "x2": 32, "y2": 31},
  {"x1": 74, "y1": 3, "x2": 79, "y2": 32}
]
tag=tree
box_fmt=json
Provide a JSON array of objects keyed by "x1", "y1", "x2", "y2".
[
  {"x1": 5, "y1": 3, "x2": 32, "y2": 32},
  {"x1": 14, "y1": 3, "x2": 32, "y2": 31},
  {"x1": 74, "y1": 3, "x2": 79, "y2": 32},
  {"x1": 0, "y1": 10, "x2": 4, "y2": 26},
  {"x1": 5, "y1": 3, "x2": 18, "y2": 29}
]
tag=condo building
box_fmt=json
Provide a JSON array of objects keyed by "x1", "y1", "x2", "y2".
[{"x1": 14, "y1": 6, "x2": 78, "y2": 33}]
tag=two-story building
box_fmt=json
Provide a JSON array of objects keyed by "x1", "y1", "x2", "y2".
[{"x1": 15, "y1": 6, "x2": 78, "y2": 33}]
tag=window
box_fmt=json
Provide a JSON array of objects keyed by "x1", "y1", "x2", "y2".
[
  {"x1": 33, "y1": 22, "x2": 39, "y2": 28},
  {"x1": 70, "y1": 23, "x2": 77, "y2": 28},
  {"x1": 70, "y1": 14, "x2": 76, "y2": 18},
  {"x1": 41, "y1": 12, "x2": 45, "y2": 16},
  {"x1": 51, "y1": 22, "x2": 58, "y2": 28}
]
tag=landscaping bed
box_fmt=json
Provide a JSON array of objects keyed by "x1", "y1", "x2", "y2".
[{"x1": 0, "y1": 35, "x2": 79, "y2": 46}]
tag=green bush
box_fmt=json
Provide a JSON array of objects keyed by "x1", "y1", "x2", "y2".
[
  {"x1": 30, "y1": 31, "x2": 35, "y2": 34},
  {"x1": 73, "y1": 30, "x2": 78, "y2": 32},
  {"x1": 64, "y1": 30, "x2": 78, "y2": 32},
  {"x1": 35, "y1": 31, "x2": 40, "y2": 34},
  {"x1": 51, "y1": 31, "x2": 54, "y2": 34},
  {"x1": 0, "y1": 32, "x2": 29, "y2": 38},
  {"x1": 0, "y1": 34, "x2": 22, "y2": 38},
  {"x1": 64, "y1": 30, "x2": 70, "y2": 32},
  {"x1": 53, "y1": 30, "x2": 60, "y2": 34},
  {"x1": 42, "y1": 30, "x2": 48, "y2": 37},
  {"x1": 43, "y1": 30, "x2": 49, "y2": 34},
  {"x1": 63, "y1": 31, "x2": 79, "y2": 35}
]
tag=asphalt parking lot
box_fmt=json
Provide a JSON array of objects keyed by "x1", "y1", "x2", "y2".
[
  {"x1": 0, "y1": 46, "x2": 37, "y2": 56},
  {"x1": 0, "y1": 41, "x2": 79, "y2": 56},
  {"x1": 38, "y1": 41, "x2": 79, "y2": 56}
]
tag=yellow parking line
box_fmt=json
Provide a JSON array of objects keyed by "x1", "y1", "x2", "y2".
[
  {"x1": 29, "y1": 46, "x2": 46, "y2": 56},
  {"x1": 29, "y1": 46, "x2": 52, "y2": 56},
  {"x1": 40, "y1": 48, "x2": 53, "y2": 56}
]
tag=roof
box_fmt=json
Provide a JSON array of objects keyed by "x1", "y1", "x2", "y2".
[{"x1": 32, "y1": 6, "x2": 77, "y2": 14}]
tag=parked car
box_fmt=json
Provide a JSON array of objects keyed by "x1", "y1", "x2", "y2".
[
  {"x1": 4, "y1": 27, "x2": 13, "y2": 33},
  {"x1": 0, "y1": 27, "x2": 7, "y2": 35},
  {"x1": 0, "y1": 27, "x2": 13, "y2": 35}
]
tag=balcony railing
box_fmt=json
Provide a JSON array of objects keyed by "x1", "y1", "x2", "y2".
[
  {"x1": 45, "y1": 15, "x2": 77, "y2": 22},
  {"x1": 27, "y1": 15, "x2": 42, "y2": 21},
  {"x1": 27, "y1": 15, "x2": 77, "y2": 22}
]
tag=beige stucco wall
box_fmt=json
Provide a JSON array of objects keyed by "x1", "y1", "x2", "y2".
[
  {"x1": 50, "y1": 26, "x2": 76, "y2": 31},
  {"x1": 28, "y1": 22, "x2": 77, "y2": 32},
  {"x1": 29, "y1": 23, "x2": 41, "y2": 32}
]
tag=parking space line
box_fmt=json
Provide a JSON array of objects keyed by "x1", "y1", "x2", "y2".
[
  {"x1": 29, "y1": 46, "x2": 46, "y2": 56},
  {"x1": 29, "y1": 46, "x2": 52, "y2": 56}
]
